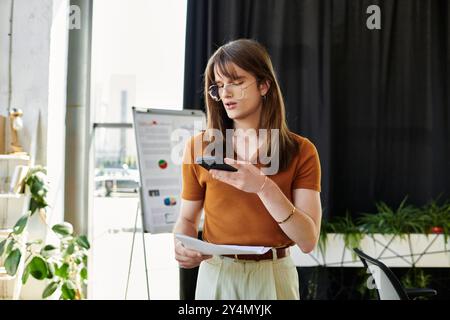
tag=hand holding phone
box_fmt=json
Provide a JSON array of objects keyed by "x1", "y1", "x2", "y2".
[{"x1": 195, "y1": 156, "x2": 238, "y2": 172}]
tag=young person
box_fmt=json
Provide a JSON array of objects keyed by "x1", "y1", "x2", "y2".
[{"x1": 173, "y1": 39, "x2": 322, "y2": 300}]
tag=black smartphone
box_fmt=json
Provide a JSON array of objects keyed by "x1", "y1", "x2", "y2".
[{"x1": 195, "y1": 156, "x2": 238, "y2": 172}]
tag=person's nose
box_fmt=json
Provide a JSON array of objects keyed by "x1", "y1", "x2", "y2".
[{"x1": 222, "y1": 84, "x2": 233, "y2": 98}]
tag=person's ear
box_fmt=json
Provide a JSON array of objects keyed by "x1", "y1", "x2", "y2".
[{"x1": 259, "y1": 80, "x2": 271, "y2": 97}]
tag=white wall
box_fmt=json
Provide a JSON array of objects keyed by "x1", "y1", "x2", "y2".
[
  {"x1": 0, "y1": 0, "x2": 12, "y2": 116},
  {"x1": 6, "y1": 0, "x2": 69, "y2": 234},
  {"x1": 10, "y1": 0, "x2": 52, "y2": 158},
  {"x1": 0, "y1": 0, "x2": 69, "y2": 299}
]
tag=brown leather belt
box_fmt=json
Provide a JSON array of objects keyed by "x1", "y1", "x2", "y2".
[{"x1": 222, "y1": 247, "x2": 290, "y2": 261}]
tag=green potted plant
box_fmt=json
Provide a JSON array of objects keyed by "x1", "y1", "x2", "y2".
[
  {"x1": 358, "y1": 196, "x2": 423, "y2": 236},
  {"x1": 318, "y1": 212, "x2": 364, "y2": 264},
  {"x1": 419, "y1": 196, "x2": 450, "y2": 239},
  {"x1": 0, "y1": 166, "x2": 90, "y2": 299}
]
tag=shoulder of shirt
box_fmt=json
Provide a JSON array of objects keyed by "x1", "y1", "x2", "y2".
[
  {"x1": 289, "y1": 132, "x2": 316, "y2": 149},
  {"x1": 289, "y1": 132, "x2": 318, "y2": 163}
]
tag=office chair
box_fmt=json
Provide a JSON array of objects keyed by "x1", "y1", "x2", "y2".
[{"x1": 353, "y1": 248, "x2": 437, "y2": 300}]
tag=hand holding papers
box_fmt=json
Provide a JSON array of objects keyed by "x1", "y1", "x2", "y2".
[{"x1": 175, "y1": 234, "x2": 272, "y2": 256}]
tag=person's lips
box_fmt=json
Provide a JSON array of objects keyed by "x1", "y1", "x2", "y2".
[{"x1": 224, "y1": 102, "x2": 238, "y2": 110}]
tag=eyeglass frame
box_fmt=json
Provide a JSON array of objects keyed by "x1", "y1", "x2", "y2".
[{"x1": 208, "y1": 80, "x2": 259, "y2": 102}]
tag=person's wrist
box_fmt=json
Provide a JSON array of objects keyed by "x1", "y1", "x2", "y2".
[
  {"x1": 256, "y1": 175, "x2": 273, "y2": 196},
  {"x1": 255, "y1": 176, "x2": 267, "y2": 193},
  {"x1": 275, "y1": 204, "x2": 296, "y2": 224}
]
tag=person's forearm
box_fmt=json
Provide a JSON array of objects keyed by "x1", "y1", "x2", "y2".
[
  {"x1": 173, "y1": 217, "x2": 198, "y2": 239},
  {"x1": 257, "y1": 178, "x2": 317, "y2": 253}
]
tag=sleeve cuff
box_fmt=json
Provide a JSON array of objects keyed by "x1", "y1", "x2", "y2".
[
  {"x1": 181, "y1": 193, "x2": 205, "y2": 201},
  {"x1": 292, "y1": 183, "x2": 321, "y2": 192}
]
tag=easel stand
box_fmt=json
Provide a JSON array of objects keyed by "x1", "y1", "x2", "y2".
[{"x1": 125, "y1": 199, "x2": 150, "y2": 300}]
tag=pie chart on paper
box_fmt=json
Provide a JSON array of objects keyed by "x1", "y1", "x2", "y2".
[
  {"x1": 164, "y1": 197, "x2": 177, "y2": 206},
  {"x1": 158, "y1": 159, "x2": 168, "y2": 169}
]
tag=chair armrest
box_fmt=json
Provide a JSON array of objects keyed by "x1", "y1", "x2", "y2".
[{"x1": 406, "y1": 288, "x2": 437, "y2": 299}]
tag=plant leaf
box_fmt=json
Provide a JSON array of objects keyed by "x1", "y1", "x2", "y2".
[
  {"x1": 42, "y1": 244, "x2": 57, "y2": 251},
  {"x1": 52, "y1": 222, "x2": 73, "y2": 236},
  {"x1": 0, "y1": 239, "x2": 6, "y2": 256},
  {"x1": 29, "y1": 199, "x2": 39, "y2": 216},
  {"x1": 13, "y1": 215, "x2": 29, "y2": 234},
  {"x1": 47, "y1": 262, "x2": 55, "y2": 279},
  {"x1": 42, "y1": 281, "x2": 59, "y2": 299},
  {"x1": 55, "y1": 263, "x2": 69, "y2": 279},
  {"x1": 41, "y1": 244, "x2": 58, "y2": 258},
  {"x1": 30, "y1": 180, "x2": 43, "y2": 196},
  {"x1": 76, "y1": 235, "x2": 90, "y2": 250},
  {"x1": 66, "y1": 243, "x2": 75, "y2": 255},
  {"x1": 61, "y1": 282, "x2": 76, "y2": 300},
  {"x1": 29, "y1": 256, "x2": 49, "y2": 280},
  {"x1": 65, "y1": 280, "x2": 77, "y2": 290},
  {"x1": 6, "y1": 239, "x2": 15, "y2": 255},
  {"x1": 80, "y1": 267, "x2": 88, "y2": 280},
  {"x1": 5, "y1": 249, "x2": 22, "y2": 276},
  {"x1": 22, "y1": 263, "x2": 31, "y2": 284}
]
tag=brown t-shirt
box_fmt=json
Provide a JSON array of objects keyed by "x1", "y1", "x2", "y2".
[{"x1": 181, "y1": 131, "x2": 321, "y2": 247}]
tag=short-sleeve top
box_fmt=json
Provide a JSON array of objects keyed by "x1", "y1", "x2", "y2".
[{"x1": 181, "y1": 131, "x2": 321, "y2": 247}]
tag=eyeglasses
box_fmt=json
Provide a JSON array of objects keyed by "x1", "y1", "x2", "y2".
[{"x1": 208, "y1": 80, "x2": 257, "y2": 102}]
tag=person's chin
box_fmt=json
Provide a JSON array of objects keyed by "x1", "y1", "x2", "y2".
[
  {"x1": 225, "y1": 109, "x2": 238, "y2": 117},
  {"x1": 226, "y1": 110, "x2": 245, "y2": 120}
]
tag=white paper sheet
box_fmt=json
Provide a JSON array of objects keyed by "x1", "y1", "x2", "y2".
[{"x1": 175, "y1": 234, "x2": 272, "y2": 255}]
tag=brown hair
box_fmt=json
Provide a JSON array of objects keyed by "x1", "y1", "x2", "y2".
[{"x1": 203, "y1": 39, "x2": 298, "y2": 172}]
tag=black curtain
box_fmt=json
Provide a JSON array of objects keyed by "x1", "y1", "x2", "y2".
[{"x1": 183, "y1": 0, "x2": 450, "y2": 219}]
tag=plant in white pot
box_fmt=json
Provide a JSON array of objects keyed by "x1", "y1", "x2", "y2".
[{"x1": 0, "y1": 166, "x2": 90, "y2": 299}]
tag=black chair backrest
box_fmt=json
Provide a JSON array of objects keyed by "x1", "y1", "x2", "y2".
[{"x1": 353, "y1": 248, "x2": 410, "y2": 300}]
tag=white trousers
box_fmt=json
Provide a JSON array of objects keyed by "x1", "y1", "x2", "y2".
[{"x1": 195, "y1": 253, "x2": 300, "y2": 300}]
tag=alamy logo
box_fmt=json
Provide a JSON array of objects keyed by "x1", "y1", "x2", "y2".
[
  {"x1": 366, "y1": 265, "x2": 380, "y2": 290},
  {"x1": 366, "y1": 5, "x2": 381, "y2": 30},
  {"x1": 69, "y1": 5, "x2": 81, "y2": 30}
]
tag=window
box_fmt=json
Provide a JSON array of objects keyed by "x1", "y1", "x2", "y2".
[
  {"x1": 91, "y1": 0, "x2": 186, "y2": 122},
  {"x1": 90, "y1": 0, "x2": 187, "y2": 299}
]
